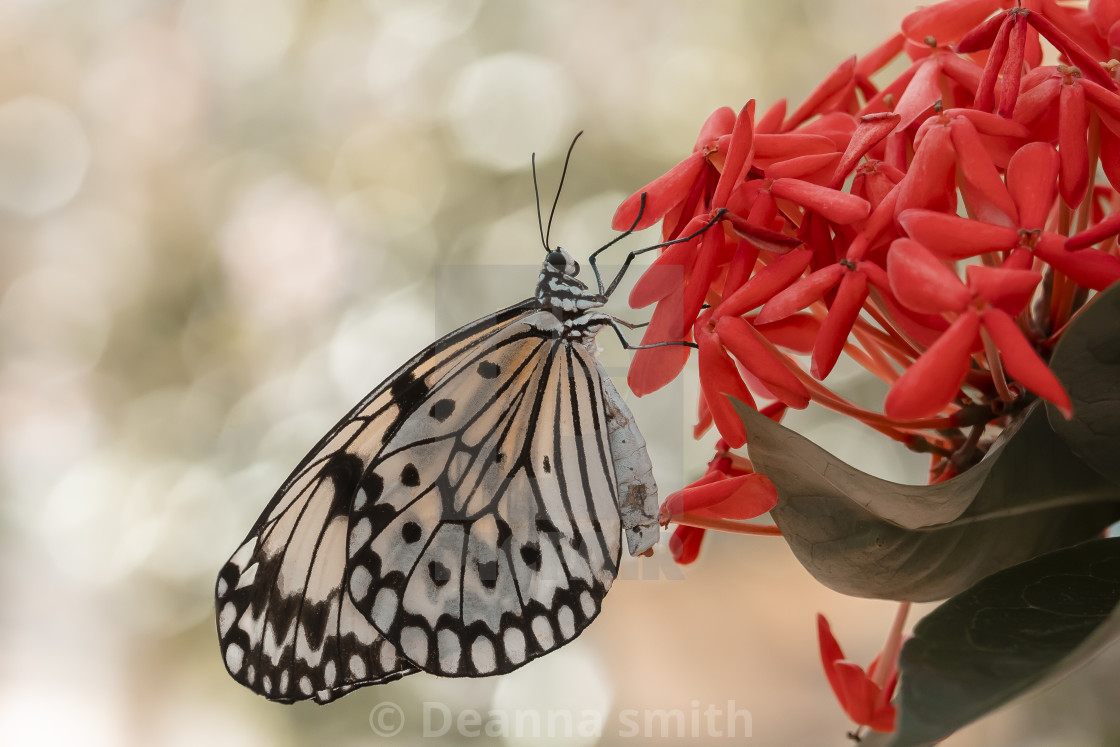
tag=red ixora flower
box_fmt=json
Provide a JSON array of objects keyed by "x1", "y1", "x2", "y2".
[
  {"x1": 660, "y1": 433, "x2": 782, "y2": 564},
  {"x1": 818, "y1": 613, "x2": 901, "y2": 733},
  {"x1": 885, "y1": 237, "x2": 1073, "y2": 419}
]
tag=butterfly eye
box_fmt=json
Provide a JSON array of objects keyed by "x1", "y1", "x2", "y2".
[{"x1": 546, "y1": 250, "x2": 568, "y2": 269}]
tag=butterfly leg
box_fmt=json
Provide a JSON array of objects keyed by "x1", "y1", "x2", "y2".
[
  {"x1": 566, "y1": 312, "x2": 698, "y2": 351},
  {"x1": 589, "y1": 203, "x2": 728, "y2": 299}
]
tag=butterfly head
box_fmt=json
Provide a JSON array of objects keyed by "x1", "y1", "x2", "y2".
[{"x1": 545, "y1": 247, "x2": 579, "y2": 277}]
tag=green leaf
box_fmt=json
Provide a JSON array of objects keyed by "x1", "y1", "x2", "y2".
[
  {"x1": 736, "y1": 401, "x2": 1120, "y2": 601},
  {"x1": 1047, "y1": 282, "x2": 1120, "y2": 487},
  {"x1": 888, "y1": 538, "x2": 1120, "y2": 747}
]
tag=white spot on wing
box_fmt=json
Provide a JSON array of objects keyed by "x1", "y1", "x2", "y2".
[
  {"x1": 437, "y1": 629, "x2": 461, "y2": 674},
  {"x1": 349, "y1": 654, "x2": 366, "y2": 679},
  {"x1": 400, "y1": 626, "x2": 428, "y2": 665},
  {"x1": 580, "y1": 590, "x2": 595, "y2": 619},
  {"x1": 353, "y1": 487, "x2": 368, "y2": 510},
  {"x1": 372, "y1": 587, "x2": 398, "y2": 631},
  {"x1": 557, "y1": 605, "x2": 575, "y2": 639},
  {"x1": 532, "y1": 616, "x2": 554, "y2": 650},
  {"x1": 234, "y1": 563, "x2": 259, "y2": 590},
  {"x1": 379, "y1": 639, "x2": 400, "y2": 672},
  {"x1": 349, "y1": 517, "x2": 372, "y2": 557},
  {"x1": 471, "y1": 635, "x2": 496, "y2": 674},
  {"x1": 503, "y1": 627, "x2": 526, "y2": 664},
  {"x1": 218, "y1": 602, "x2": 237, "y2": 637},
  {"x1": 349, "y1": 564, "x2": 372, "y2": 601},
  {"x1": 225, "y1": 643, "x2": 244, "y2": 673},
  {"x1": 228, "y1": 541, "x2": 255, "y2": 571}
]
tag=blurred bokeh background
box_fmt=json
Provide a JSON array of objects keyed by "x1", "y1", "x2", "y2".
[{"x1": 3, "y1": 1, "x2": 1119, "y2": 745}]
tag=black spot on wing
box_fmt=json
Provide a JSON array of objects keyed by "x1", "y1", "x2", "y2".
[
  {"x1": 401, "y1": 463, "x2": 421, "y2": 487},
  {"x1": 429, "y1": 560, "x2": 451, "y2": 587},
  {"x1": 495, "y1": 519, "x2": 512, "y2": 549},
  {"x1": 477, "y1": 361, "x2": 501, "y2": 379},
  {"x1": 320, "y1": 451, "x2": 365, "y2": 511},
  {"x1": 520, "y1": 542, "x2": 541, "y2": 571},
  {"x1": 429, "y1": 399, "x2": 455, "y2": 422},
  {"x1": 402, "y1": 522, "x2": 422, "y2": 543},
  {"x1": 542, "y1": 455, "x2": 551, "y2": 473},
  {"x1": 389, "y1": 371, "x2": 430, "y2": 411},
  {"x1": 477, "y1": 560, "x2": 499, "y2": 588},
  {"x1": 366, "y1": 502, "x2": 395, "y2": 537},
  {"x1": 361, "y1": 471, "x2": 384, "y2": 502}
]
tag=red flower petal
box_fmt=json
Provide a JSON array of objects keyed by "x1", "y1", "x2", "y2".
[
  {"x1": 669, "y1": 524, "x2": 705, "y2": 565},
  {"x1": 722, "y1": 239, "x2": 761, "y2": 296},
  {"x1": 712, "y1": 101, "x2": 756, "y2": 207},
  {"x1": 1006, "y1": 142, "x2": 1059, "y2": 229},
  {"x1": 1025, "y1": 10, "x2": 1117, "y2": 90},
  {"x1": 681, "y1": 225, "x2": 728, "y2": 338},
  {"x1": 627, "y1": 288, "x2": 691, "y2": 396},
  {"x1": 612, "y1": 153, "x2": 705, "y2": 231},
  {"x1": 887, "y1": 238, "x2": 972, "y2": 314},
  {"x1": 972, "y1": 14, "x2": 1012, "y2": 112},
  {"x1": 897, "y1": 209, "x2": 1018, "y2": 258},
  {"x1": 965, "y1": 264, "x2": 1041, "y2": 314},
  {"x1": 997, "y1": 14, "x2": 1029, "y2": 117},
  {"x1": 1034, "y1": 233, "x2": 1120, "y2": 289},
  {"x1": 766, "y1": 152, "x2": 842, "y2": 182},
  {"x1": 812, "y1": 271, "x2": 869, "y2": 380},
  {"x1": 884, "y1": 310, "x2": 981, "y2": 419},
  {"x1": 754, "y1": 313, "x2": 821, "y2": 353},
  {"x1": 1059, "y1": 81, "x2": 1090, "y2": 208},
  {"x1": 715, "y1": 248, "x2": 814, "y2": 321},
  {"x1": 715, "y1": 316, "x2": 811, "y2": 409},
  {"x1": 756, "y1": 263, "x2": 845, "y2": 323},
  {"x1": 629, "y1": 238, "x2": 693, "y2": 308},
  {"x1": 895, "y1": 122, "x2": 957, "y2": 215},
  {"x1": 908, "y1": 0, "x2": 1010, "y2": 46},
  {"x1": 1065, "y1": 207, "x2": 1120, "y2": 250},
  {"x1": 893, "y1": 57, "x2": 944, "y2": 130},
  {"x1": 830, "y1": 113, "x2": 902, "y2": 189},
  {"x1": 697, "y1": 326, "x2": 754, "y2": 447},
  {"x1": 950, "y1": 115, "x2": 1018, "y2": 225},
  {"x1": 695, "y1": 106, "x2": 737, "y2": 148},
  {"x1": 981, "y1": 307, "x2": 1072, "y2": 417},
  {"x1": 665, "y1": 473, "x2": 778, "y2": 520},
  {"x1": 770, "y1": 178, "x2": 871, "y2": 224}
]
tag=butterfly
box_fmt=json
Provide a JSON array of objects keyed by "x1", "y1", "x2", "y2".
[{"x1": 214, "y1": 138, "x2": 721, "y2": 703}]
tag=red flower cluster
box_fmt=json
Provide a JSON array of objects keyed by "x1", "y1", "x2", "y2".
[
  {"x1": 622, "y1": 0, "x2": 1120, "y2": 735},
  {"x1": 616, "y1": 0, "x2": 1120, "y2": 454}
]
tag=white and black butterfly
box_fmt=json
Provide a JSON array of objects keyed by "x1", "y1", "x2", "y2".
[{"x1": 215, "y1": 140, "x2": 719, "y2": 703}]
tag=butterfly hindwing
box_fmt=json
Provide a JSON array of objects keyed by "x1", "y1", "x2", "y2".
[{"x1": 346, "y1": 310, "x2": 623, "y2": 676}]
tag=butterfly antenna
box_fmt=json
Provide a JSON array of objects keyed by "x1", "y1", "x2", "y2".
[
  {"x1": 533, "y1": 152, "x2": 548, "y2": 251},
  {"x1": 544, "y1": 131, "x2": 584, "y2": 251}
]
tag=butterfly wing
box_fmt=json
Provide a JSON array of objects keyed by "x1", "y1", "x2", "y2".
[
  {"x1": 215, "y1": 299, "x2": 540, "y2": 702},
  {"x1": 346, "y1": 309, "x2": 625, "y2": 677},
  {"x1": 598, "y1": 364, "x2": 659, "y2": 556}
]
